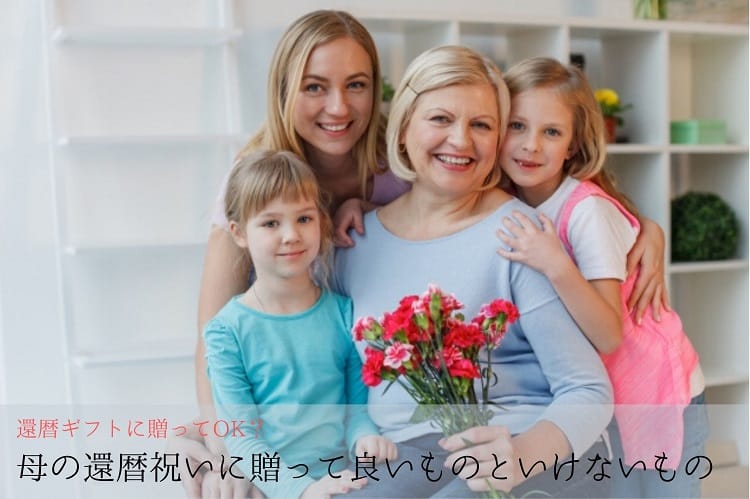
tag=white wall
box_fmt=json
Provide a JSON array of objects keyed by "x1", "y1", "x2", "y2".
[{"x1": 0, "y1": 2, "x2": 70, "y2": 404}]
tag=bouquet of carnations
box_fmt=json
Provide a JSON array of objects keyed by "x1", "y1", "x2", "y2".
[{"x1": 352, "y1": 284, "x2": 519, "y2": 437}]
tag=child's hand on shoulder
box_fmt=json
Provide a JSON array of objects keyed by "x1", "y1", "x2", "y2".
[
  {"x1": 300, "y1": 469, "x2": 366, "y2": 499},
  {"x1": 355, "y1": 435, "x2": 398, "y2": 462},
  {"x1": 496, "y1": 210, "x2": 570, "y2": 277},
  {"x1": 333, "y1": 198, "x2": 378, "y2": 248},
  {"x1": 333, "y1": 198, "x2": 366, "y2": 248}
]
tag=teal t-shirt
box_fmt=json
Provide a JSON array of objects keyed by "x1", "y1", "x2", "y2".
[{"x1": 204, "y1": 289, "x2": 378, "y2": 498}]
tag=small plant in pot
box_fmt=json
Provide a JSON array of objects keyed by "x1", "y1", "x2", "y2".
[{"x1": 595, "y1": 88, "x2": 632, "y2": 143}]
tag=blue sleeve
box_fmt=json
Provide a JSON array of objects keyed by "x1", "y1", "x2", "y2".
[
  {"x1": 203, "y1": 319, "x2": 315, "y2": 498},
  {"x1": 340, "y1": 297, "x2": 380, "y2": 457},
  {"x1": 509, "y1": 263, "x2": 614, "y2": 455}
]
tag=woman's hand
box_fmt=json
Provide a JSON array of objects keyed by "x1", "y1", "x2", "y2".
[
  {"x1": 300, "y1": 470, "x2": 367, "y2": 499},
  {"x1": 439, "y1": 426, "x2": 518, "y2": 493},
  {"x1": 355, "y1": 435, "x2": 398, "y2": 463},
  {"x1": 167, "y1": 423, "x2": 258, "y2": 499},
  {"x1": 627, "y1": 218, "x2": 671, "y2": 323},
  {"x1": 496, "y1": 211, "x2": 569, "y2": 278},
  {"x1": 200, "y1": 470, "x2": 260, "y2": 499}
]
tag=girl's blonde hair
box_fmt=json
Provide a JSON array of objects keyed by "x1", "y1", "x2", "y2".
[
  {"x1": 236, "y1": 10, "x2": 386, "y2": 197},
  {"x1": 503, "y1": 57, "x2": 639, "y2": 217},
  {"x1": 225, "y1": 150, "x2": 334, "y2": 282},
  {"x1": 386, "y1": 45, "x2": 511, "y2": 191}
]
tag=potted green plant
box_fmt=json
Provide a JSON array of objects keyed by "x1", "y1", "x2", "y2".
[{"x1": 595, "y1": 88, "x2": 632, "y2": 143}]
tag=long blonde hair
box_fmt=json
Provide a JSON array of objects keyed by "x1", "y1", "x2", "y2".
[
  {"x1": 385, "y1": 45, "x2": 511, "y2": 191},
  {"x1": 236, "y1": 10, "x2": 386, "y2": 197},
  {"x1": 225, "y1": 150, "x2": 334, "y2": 283},
  {"x1": 503, "y1": 57, "x2": 639, "y2": 217}
]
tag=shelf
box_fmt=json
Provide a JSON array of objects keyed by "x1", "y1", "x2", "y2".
[
  {"x1": 64, "y1": 240, "x2": 206, "y2": 256},
  {"x1": 670, "y1": 144, "x2": 749, "y2": 154},
  {"x1": 607, "y1": 144, "x2": 663, "y2": 154},
  {"x1": 703, "y1": 368, "x2": 750, "y2": 389},
  {"x1": 72, "y1": 340, "x2": 194, "y2": 368},
  {"x1": 57, "y1": 133, "x2": 247, "y2": 147},
  {"x1": 669, "y1": 259, "x2": 749, "y2": 274},
  {"x1": 51, "y1": 27, "x2": 242, "y2": 46}
]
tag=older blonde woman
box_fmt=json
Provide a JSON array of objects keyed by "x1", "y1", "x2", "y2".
[{"x1": 334, "y1": 46, "x2": 613, "y2": 498}]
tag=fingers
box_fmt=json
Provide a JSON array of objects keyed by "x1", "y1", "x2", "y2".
[
  {"x1": 501, "y1": 212, "x2": 535, "y2": 237},
  {"x1": 202, "y1": 470, "x2": 221, "y2": 499},
  {"x1": 632, "y1": 279, "x2": 653, "y2": 324},
  {"x1": 496, "y1": 226, "x2": 524, "y2": 260},
  {"x1": 625, "y1": 243, "x2": 643, "y2": 277},
  {"x1": 182, "y1": 473, "x2": 203, "y2": 499},
  {"x1": 353, "y1": 213, "x2": 365, "y2": 236},
  {"x1": 357, "y1": 437, "x2": 398, "y2": 462},
  {"x1": 439, "y1": 425, "x2": 508, "y2": 453},
  {"x1": 537, "y1": 212, "x2": 555, "y2": 232},
  {"x1": 333, "y1": 231, "x2": 354, "y2": 248},
  {"x1": 172, "y1": 436, "x2": 217, "y2": 464},
  {"x1": 438, "y1": 427, "x2": 516, "y2": 493},
  {"x1": 386, "y1": 440, "x2": 399, "y2": 461},
  {"x1": 322, "y1": 470, "x2": 366, "y2": 495},
  {"x1": 660, "y1": 284, "x2": 672, "y2": 312},
  {"x1": 373, "y1": 438, "x2": 398, "y2": 461},
  {"x1": 626, "y1": 265, "x2": 652, "y2": 312},
  {"x1": 233, "y1": 480, "x2": 251, "y2": 499}
]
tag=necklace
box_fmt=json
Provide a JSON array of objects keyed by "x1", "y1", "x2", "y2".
[{"x1": 251, "y1": 286, "x2": 267, "y2": 312}]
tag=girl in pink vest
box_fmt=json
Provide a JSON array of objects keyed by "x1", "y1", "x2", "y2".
[{"x1": 495, "y1": 57, "x2": 707, "y2": 498}]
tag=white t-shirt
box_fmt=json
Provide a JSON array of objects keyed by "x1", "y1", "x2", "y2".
[{"x1": 538, "y1": 176, "x2": 638, "y2": 282}]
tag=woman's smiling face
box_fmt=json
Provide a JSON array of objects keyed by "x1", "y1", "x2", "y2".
[
  {"x1": 292, "y1": 37, "x2": 374, "y2": 161},
  {"x1": 402, "y1": 83, "x2": 500, "y2": 196}
]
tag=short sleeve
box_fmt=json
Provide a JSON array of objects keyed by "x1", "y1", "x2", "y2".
[{"x1": 567, "y1": 197, "x2": 638, "y2": 281}]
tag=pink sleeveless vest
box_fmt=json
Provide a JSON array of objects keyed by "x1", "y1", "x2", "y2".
[{"x1": 558, "y1": 180, "x2": 699, "y2": 468}]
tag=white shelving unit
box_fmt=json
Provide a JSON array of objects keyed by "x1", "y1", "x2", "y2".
[
  {"x1": 43, "y1": 0, "x2": 243, "y2": 406},
  {"x1": 40, "y1": 0, "x2": 747, "y2": 466},
  {"x1": 238, "y1": 1, "x2": 748, "y2": 463}
]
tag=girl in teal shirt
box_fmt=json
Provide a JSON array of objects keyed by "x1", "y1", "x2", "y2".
[{"x1": 203, "y1": 150, "x2": 396, "y2": 498}]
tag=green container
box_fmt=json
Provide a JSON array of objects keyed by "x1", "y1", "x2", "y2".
[{"x1": 670, "y1": 119, "x2": 727, "y2": 144}]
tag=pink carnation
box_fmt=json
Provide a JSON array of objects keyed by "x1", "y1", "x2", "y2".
[
  {"x1": 432, "y1": 345, "x2": 463, "y2": 370},
  {"x1": 384, "y1": 342, "x2": 414, "y2": 369},
  {"x1": 352, "y1": 316, "x2": 375, "y2": 341}
]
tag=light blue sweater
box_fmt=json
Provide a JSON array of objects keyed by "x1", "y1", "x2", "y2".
[
  {"x1": 334, "y1": 196, "x2": 613, "y2": 456},
  {"x1": 203, "y1": 290, "x2": 379, "y2": 498}
]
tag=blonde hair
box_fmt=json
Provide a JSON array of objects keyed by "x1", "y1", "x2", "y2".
[
  {"x1": 386, "y1": 45, "x2": 511, "y2": 190},
  {"x1": 225, "y1": 150, "x2": 334, "y2": 283},
  {"x1": 503, "y1": 57, "x2": 639, "y2": 217},
  {"x1": 236, "y1": 10, "x2": 386, "y2": 197}
]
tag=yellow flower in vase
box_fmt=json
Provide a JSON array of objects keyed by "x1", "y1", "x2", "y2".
[
  {"x1": 595, "y1": 88, "x2": 632, "y2": 126},
  {"x1": 595, "y1": 88, "x2": 632, "y2": 143}
]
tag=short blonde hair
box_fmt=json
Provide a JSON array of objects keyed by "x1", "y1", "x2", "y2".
[
  {"x1": 236, "y1": 10, "x2": 386, "y2": 197},
  {"x1": 386, "y1": 45, "x2": 511, "y2": 189},
  {"x1": 225, "y1": 150, "x2": 334, "y2": 281}
]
